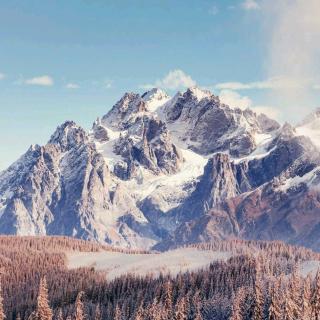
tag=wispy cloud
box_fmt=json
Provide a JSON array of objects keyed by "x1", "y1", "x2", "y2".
[
  {"x1": 208, "y1": 5, "x2": 219, "y2": 16},
  {"x1": 141, "y1": 69, "x2": 196, "y2": 90},
  {"x1": 215, "y1": 76, "x2": 304, "y2": 91},
  {"x1": 313, "y1": 84, "x2": 320, "y2": 90},
  {"x1": 25, "y1": 75, "x2": 54, "y2": 86},
  {"x1": 219, "y1": 90, "x2": 252, "y2": 109},
  {"x1": 0, "y1": 73, "x2": 5, "y2": 80},
  {"x1": 242, "y1": 0, "x2": 260, "y2": 10},
  {"x1": 66, "y1": 83, "x2": 80, "y2": 89},
  {"x1": 219, "y1": 89, "x2": 280, "y2": 119},
  {"x1": 263, "y1": 0, "x2": 320, "y2": 116}
]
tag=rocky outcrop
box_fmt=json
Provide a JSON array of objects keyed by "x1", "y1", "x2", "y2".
[
  {"x1": 113, "y1": 116, "x2": 182, "y2": 179},
  {"x1": 164, "y1": 87, "x2": 279, "y2": 157},
  {"x1": 0, "y1": 121, "x2": 158, "y2": 249}
]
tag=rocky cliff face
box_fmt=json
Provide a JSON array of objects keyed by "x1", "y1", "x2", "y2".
[{"x1": 1, "y1": 86, "x2": 320, "y2": 251}]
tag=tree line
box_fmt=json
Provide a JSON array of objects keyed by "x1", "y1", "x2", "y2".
[{"x1": 0, "y1": 236, "x2": 319, "y2": 319}]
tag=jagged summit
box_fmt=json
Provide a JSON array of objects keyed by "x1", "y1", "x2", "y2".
[
  {"x1": 48, "y1": 121, "x2": 88, "y2": 152},
  {"x1": 141, "y1": 88, "x2": 171, "y2": 113},
  {"x1": 183, "y1": 86, "x2": 213, "y2": 101},
  {"x1": 1, "y1": 87, "x2": 320, "y2": 251}
]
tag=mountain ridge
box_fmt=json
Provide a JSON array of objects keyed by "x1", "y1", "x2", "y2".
[{"x1": 1, "y1": 86, "x2": 320, "y2": 251}]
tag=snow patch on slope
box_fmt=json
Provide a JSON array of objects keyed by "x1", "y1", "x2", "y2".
[
  {"x1": 142, "y1": 88, "x2": 171, "y2": 113},
  {"x1": 67, "y1": 247, "x2": 231, "y2": 280},
  {"x1": 278, "y1": 166, "x2": 320, "y2": 192},
  {"x1": 233, "y1": 132, "x2": 275, "y2": 164},
  {"x1": 299, "y1": 260, "x2": 320, "y2": 278},
  {"x1": 124, "y1": 148, "x2": 207, "y2": 208}
]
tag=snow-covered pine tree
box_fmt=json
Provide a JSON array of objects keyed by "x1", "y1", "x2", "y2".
[
  {"x1": 148, "y1": 298, "x2": 162, "y2": 320},
  {"x1": 302, "y1": 277, "x2": 312, "y2": 320},
  {"x1": 283, "y1": 287, "x2": 295, "y2": 320},
  {"x1": 134, "y1": 303, "x2": 144, "y2": 320},
  {"x1": 312, "y1": 270, "x2": 320, "y2": 320},
  {"x1": 192, "y1": 291, "x2": 203, "y2": 320},
  {"x1": 56, "y1": 309, "x2": 63, "y2": 320},
  {"x1": 253, "y1": 261, "x2": 264, "y2": 320},
  {"x1": 175, "y1": 296, "x2": 188, "y2": 320},
  {"x1": 35, "y1": 277, "x2": 53, "y2": 320},
  {"x1": 164, "y1": 280, "x2": 173, "y2": 319},
  {"x1": 268, "y1": 283, "x2": 282, "y2": 320},
  {"x1": 75, "y1": 291, "x2": 85, "y2": 320},
  {"x1": 289, "y1": 270, "x2": 302, "y2": 319},
  {"x1": 230, "y1": 288, "x2": 245, "y2": 320},
  {"x1": 0, "y1": 279, "x2": 5, "y2": 320},
  {"x1": 114, "y1": 304, "x2": 122, "y2": 320},
  {"x1": 94, "y1": 305, "x2": 101, "y2": 320}
]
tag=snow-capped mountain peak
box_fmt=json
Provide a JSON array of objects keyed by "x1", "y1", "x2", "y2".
[
  {"x1": 48, "y1": 121, "x2": 88, "y2": 152},
  {"x1": 2, "y1": 87, "x2": 320, "y2": 252},
  {"x1": 184, "y1": 86, "x2": 212, "y2": 101},
  {"x1": 142, "y1": 88, "x2": 170, "y2": 112}
]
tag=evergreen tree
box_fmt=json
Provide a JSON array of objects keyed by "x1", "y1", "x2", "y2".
[
  {"x1": 148, "y1": 299, "x2": 162, "y2": 320},
  {"x1": 302, "y1": 277, "x2": 312, "y2": 320},
  {"x1": 268, "y1": 283, "x2": 282, "y2": 320},
  {"x1": 94, "y1": 305, "x2": 101, "y2": 320},
  {"x1": 164, "y1": 280, "x2": 173, "y2": 319},
  {"x1": 283, "y1": 287, "x2": 295, "y2": 320},
  {"x1": 194, "y1": 307, "x2": 203, "y2": 320},
  {"x1": 36, "y1": 277, "x2": 53, "y2": 320},
  {"x1": 175, "y1": 296, "x2": 188, "y2": 320},
  {"x1": 56, "y1": 309, "x2": 63, "y2": 320},
  {"x1": 75, "y1": 291, "x2": 85, "y2": 320},
  {"x1": 253, "y1": 261, "x2": 264, "y2": 320},
  {"x1": 193, "y1": 291, "x2": 203, "y2": 320},
  {"x1": 134, "y1": 303, "x2": 144, "y2": 320},
  {"x1": 231, "y1": 288, "x2": 245, "y2": 320},
  {"x1": 114, "y1": 304, "x2": 122, "y2": 320},
  {"x1": 312, "y1": 271, "x2": 320, "y2": 320},
  {"x1": 0, "y1": 280, "x2": 5, "y2": 320},
  {"x1": 289, "y1": 270, "x2": 302, "y2": 319}
]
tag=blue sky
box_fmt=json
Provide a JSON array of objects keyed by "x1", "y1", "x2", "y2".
[{"x1": 0, "y1": 0, "x2": 319, "y2": 170}]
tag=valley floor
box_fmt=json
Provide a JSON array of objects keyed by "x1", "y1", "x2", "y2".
[{"x1": 67, "y1": 247, "x2": 231, "y2": 280}]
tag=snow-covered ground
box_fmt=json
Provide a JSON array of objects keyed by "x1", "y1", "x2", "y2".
[
  {"x1": 67, "y1": 248, "x2": 231, "y2": 280},
  {"x1": 299, "y1": 260, "x2": 320, "y2": 278}
]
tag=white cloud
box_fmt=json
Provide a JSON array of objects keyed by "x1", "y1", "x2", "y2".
[
  {"x1": 219, "y1": 90, "x2": 252, "y2": 109},
  {"x1": 219, "y1": 89, "x2": 280, "y2": 119},
  {"x1": 252, "y1": 105, "x2": 281, "y2": 119},
  {"x1": 263, "y1": 0, "x2": 320, "y2": 117},
  {"x1": 313, "y1": 84, "x2": 320, "y2": 90},
  {"x1": 215, "y1": 76, "x2": 303, "y2": 91},
  {"x1": 0, "y1": 73, "x2": 5, "y2": 80},
  {"x1": 104, "y1": 80, "x2": 113, "y2": 89},
  {"x1": 25, "y1": 75, "x2": 54, "y2": 86},
  {"x1": 242, "y1": 0, "x2": 260, "y2": 10},
  {"x1": 66, "y1": 83, "x2": 80, "y2": 89},
  {"x1": 209, "y1": 5, "x2": 219, "y2": 16},
  {"x1": 141, "y1": 69, "x2": 196, "y2": 90}
]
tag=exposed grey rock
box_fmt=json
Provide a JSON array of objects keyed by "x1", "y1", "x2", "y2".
[
  {"x1": 113, "y1": 115, "x2": 182, "y2": 179},
  {"x1": 164, "y1": 87, "x2": 279, "y2": 157},
  {"x1": 92, "y1": 118, "x2": 109, "y2": 142}
]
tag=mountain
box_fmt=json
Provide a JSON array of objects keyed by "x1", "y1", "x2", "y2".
[{"x1": 1, "y1": 86, "x2": 320, "y2": 251}]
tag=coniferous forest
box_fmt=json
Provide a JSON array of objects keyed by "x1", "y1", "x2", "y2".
[{"x1": 0, "y1": 236, "x2": 320, "y2": 319}]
